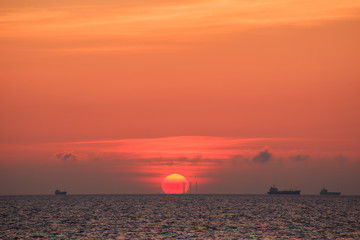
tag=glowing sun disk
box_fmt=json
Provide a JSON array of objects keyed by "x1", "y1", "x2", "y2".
[{"x1": 161, "y1": 173, "x2": 189, "y2": 194}]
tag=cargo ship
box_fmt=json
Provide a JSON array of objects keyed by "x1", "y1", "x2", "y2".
[
  {"x1": 320, "y1": 188, "x2": 340, "y2": 195},
  {"x1": 267, "y1": 185, "x2": 300, "y2": 195},
  {"x1": 54, "y1": 189, "x2": 67, "y2": 195}
]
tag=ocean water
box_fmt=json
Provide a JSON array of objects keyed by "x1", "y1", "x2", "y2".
[{"x1": 1, "y1": 194, "x2": 359, "y2": 239}]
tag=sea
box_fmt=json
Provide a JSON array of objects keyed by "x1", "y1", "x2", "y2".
[{"x1": 1, "y1": 194, "x2": 359, "y2": 239}]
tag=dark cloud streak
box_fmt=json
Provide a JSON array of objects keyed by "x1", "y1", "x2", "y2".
[{"x1": 136, "y1": 157, "x2": 222, "y2": 166}]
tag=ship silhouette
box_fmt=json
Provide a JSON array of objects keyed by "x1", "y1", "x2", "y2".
[
  {"x1": 320, "y1": 188, "x2": 340, "y2": 195},
  {"x1": 267, "y1": 185, "x2": 300, "y2": 195},
  {"x1": 54, "y1": 189, "x2": 67, "y2": 195}
]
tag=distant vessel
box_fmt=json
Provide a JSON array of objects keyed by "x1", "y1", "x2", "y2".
[
  {"x1": 54, "y1": 189, "x2": 67, "y2": 195},
  {"x1": 320, "y1": 188, "x2": 340, "y2": 195},
  {"x1": 267, "y1": 185, "x2": 300, "y2": 195}
]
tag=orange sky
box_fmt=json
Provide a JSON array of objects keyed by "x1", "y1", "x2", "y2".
[{"x1": 0, "y1": 0, "x2": 360, "y2": 194}]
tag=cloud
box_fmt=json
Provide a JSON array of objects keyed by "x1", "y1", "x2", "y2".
[
  {"x1": 3, "y1": 0, "x2": 360, "y2": 53},
  {"x1": 136, "y1": 156, "x2": 222, "y2": 166},
  {"x1": 289, "y1": 154, "x2": 310, "y2": 162},
  {"x1": 253, "y1": 149, "x2": 272, "y2": 163},
  {"x1": 55, "y1": 152, "x2": 77, "y2": 161},
  {"x1": 334, "y1": 154, "x2": 347, "y2": 163}
]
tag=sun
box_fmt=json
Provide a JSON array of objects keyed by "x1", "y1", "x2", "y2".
[{"x1": 161, "y1": 173, "x2": 189, "y2": 194}]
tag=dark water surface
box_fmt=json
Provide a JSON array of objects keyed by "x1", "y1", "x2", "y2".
[{"x1": 1, "y1": 194, "x2": 359, "y2": 239}]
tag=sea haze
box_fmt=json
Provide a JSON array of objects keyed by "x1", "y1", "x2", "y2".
[{"x1": 1, "y1": 195, "x2": 359, "y2": 239}]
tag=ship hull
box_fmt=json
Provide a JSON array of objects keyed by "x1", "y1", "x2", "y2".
[
  {"x1": 54, "y1": 189, "x2": 67, "y2": 195},
  {"x1": 55, "y1": 192, "x2": 67, "y2": 195},
  {"x1": 320, "y1": 192, "x2": 340, "y2": 195}
]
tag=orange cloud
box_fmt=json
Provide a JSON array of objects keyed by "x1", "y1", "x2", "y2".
[{"x1": 1, "y1": 0, "x2": 359, "y2": 52}]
